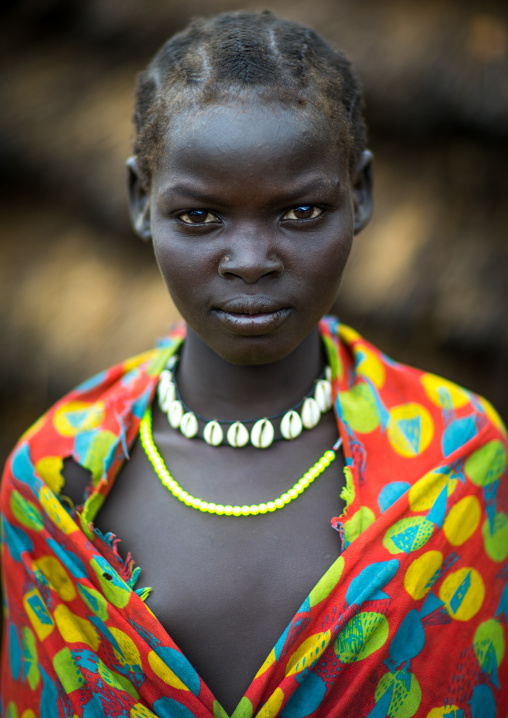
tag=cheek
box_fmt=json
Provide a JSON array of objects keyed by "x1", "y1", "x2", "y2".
[
  {"x1": 298, "y1": 229, "x2": 353, "y2": 294},
  {"x1": 152, "y1": 235, "x2": 213, "y2": 297}
]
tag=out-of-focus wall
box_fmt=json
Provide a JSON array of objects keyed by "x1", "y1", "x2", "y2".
[{"x1": 1, "y1": 0, "x2": 507, "y2": 465}]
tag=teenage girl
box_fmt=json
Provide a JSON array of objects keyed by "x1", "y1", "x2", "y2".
[{"x1": 1, "y1": 11, "x2": 507, "y2": 718}]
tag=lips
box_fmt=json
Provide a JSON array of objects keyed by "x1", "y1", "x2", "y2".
[
  {"x1": 213, "y1": 297, "x2": 291, "y2": 335},
  {"x1": 217, "y1": 297, "x2": 287, "y2": 315}
]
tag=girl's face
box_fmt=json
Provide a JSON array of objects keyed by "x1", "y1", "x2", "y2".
[{"x1": 129, "y1": 100, "x2": 372, "y2": 365}]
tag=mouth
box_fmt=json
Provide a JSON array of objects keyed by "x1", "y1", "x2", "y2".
[{"x1": 213, "y1": 299, "x2": 291, "y2": 335}]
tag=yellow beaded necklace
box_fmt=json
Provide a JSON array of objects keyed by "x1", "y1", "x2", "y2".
[{"x1": 139, "y1": 405, "x2": 341, "y2": 516}]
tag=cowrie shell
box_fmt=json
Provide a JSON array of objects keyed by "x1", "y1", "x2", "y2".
[
  {"x1": 251, "y1": 418, "x2": 275, "y2": 449},
  {"x1": 314, "y1": 380, "x2": 332, "y2": 412},
  {"x1": 168, "y1": 400, "x2": 184, "y2": 429},
  {"x1": 204, "y1": 420, "x2": 223, "y2": 446},
  {"x1": 301, "y1": 397, "x2": 321, "y2": 429},
  {"x1": 166, "y1": 355, "x2": 178, "y2": 370},
  {"x1": 280, "y1": 410, "x2": 303, "y2": 440},
  {"x1": 180, "y1": 412, "x2": 198, "y2": 438},
  {"x1": 227, "y1": 421, "x2": 249, "y2": 448},
  {"x1": 157, "y1": 372, "x2": 172, "y2": 403},
  {"x1": 158, "y1": 369, "x2": 173, "y2": 390},
  {"x1": 160, "y1": 382, "x2": 177, "y2": 412}
]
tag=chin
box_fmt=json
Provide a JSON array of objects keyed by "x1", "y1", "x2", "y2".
[{"x1": 212, "y1": 336, "x2": 296, "y2": 367}]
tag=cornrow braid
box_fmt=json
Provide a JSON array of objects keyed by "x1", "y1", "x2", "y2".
[{"x1": 133, "y1": 11, "x2": 367, "y2": 187}]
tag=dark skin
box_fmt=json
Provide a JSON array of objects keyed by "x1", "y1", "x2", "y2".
[{"x1": 64, "y1": 100, "x2": 373, "y2": 714}]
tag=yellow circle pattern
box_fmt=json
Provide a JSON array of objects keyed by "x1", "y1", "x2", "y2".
[
  {"x1": 404, "y1": 551, "x2": 443, "y2": 600},
  {"x1": 426, "y1": 707, "x2": 460, "y2": 718},
  {"x1": 257, "y1": 688, "x2": 284, "y2": 718},
  {"x1": 387, "y1": 403, "x2": 434, "y2": 458},
  {"x1": 438, "y1": 568, "x2": 485, "y2": 621},
  {"x1": 286, "y1": 631, "x2": 331, "y2": 676},
  {"x1": 356, "y1": 347, "x2": 386, "y2": 388},
  {"x1": 409, "y1": 470, "x2": 457, "y2": 512},
  {"x1": 53, "y1": 401, "x2": 105, "y2": 437},
  {"x1": 148, "y1": 651, "x2": 188, "y2": 690},
  {"x1": 421, "y1": 374, "x2": 471, "y2": 410},
  {"x1": 443, "y1": 497, "x2": 481, "y2": 546}
]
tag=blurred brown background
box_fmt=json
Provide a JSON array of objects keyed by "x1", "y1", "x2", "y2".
[{"x1": 1, "y1": 0, "x2": 507, "y2": 466}]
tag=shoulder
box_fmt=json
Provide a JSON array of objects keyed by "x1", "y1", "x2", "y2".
[
  {"x1": 1, "y1": 342, "x2": 176, "y2": 506},
  {"x1": 333, "y1": 321, "x2": 506, "y2": 480}
]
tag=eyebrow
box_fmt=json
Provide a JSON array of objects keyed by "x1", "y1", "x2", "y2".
[
  {"x1": 158, "y1": 178, "x2": 340, "y2": 204},
  {"x1": 158, "y1": 185, "x2": 220, "y2": 203}
]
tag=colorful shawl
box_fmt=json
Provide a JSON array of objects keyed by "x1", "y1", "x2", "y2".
[{"x1": 1, "y1": 317, "x2": 507, "y2": 718}]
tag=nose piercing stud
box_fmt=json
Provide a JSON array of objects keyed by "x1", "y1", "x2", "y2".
[{"x1": 218, "y1": 255, "x2": 230, "y2": 277}]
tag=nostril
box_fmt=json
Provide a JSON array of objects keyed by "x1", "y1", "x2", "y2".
[{"x1": 217, "y1": 252, "x2": 284, "y2": 281}]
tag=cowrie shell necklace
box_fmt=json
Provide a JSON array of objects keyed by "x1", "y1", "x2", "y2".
[{"x1": 157, "y1": 355, "x2": 333, "y2": 449}]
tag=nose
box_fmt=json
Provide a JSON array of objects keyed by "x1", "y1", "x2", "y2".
[{"x1": 217, "y1": 231, "x2": 284, "y2": 283}]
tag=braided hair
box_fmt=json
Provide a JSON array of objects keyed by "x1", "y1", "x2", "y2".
[{"x1": 133, "y1": 11, "x2": 367, "y2": 186}]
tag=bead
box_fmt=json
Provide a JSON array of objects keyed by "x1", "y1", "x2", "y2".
[
  {"x1": 325, "y1": 366, "x2": 332, "y2": 382},
  {"x1": 251, "y1": 418, "x2": 275, "y2": 449},
  {"x1": 139, "y1": 407, "x2": 339, "y2": 517},
  {"x1": 180, "y1": 411, "x2": 199, "y2": 438},
  {"x1": 203, "y1": 420, "x2": 223, "y2": 446},
  {"x1": 301, "y1": 397, "x2": 321, "y2": 429},
  {"x1": 227, "y1": 421, "x2": 249, "y2": 448},
  {"x1": 280, "y1": 410, "x2": 303, "y2": 440},
  {"x1": 314, "y1": 379, "x2": 332, "y2": 412},
  {"x1": 168, "y1": 400, "x2": 184, "y2": 428}
]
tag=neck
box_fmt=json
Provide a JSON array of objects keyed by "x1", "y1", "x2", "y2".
[{"x1": 176, "y1": 326, "x2": 324, "y2": 421}]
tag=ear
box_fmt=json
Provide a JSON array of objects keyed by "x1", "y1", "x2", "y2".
[
  {"x1": 352, "y1": 149, "x2": 373, "y2": 235},
  {"x1": 127, "y1": 157, "x2": 152, "y2": 241}
]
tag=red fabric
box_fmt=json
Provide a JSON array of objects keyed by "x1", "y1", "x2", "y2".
[{"x1": 1, "y1": 318, "x2": 507, "y2": 717}]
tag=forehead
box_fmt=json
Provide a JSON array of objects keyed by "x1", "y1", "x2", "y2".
[{"x1": 153, "y1": 100, "x2": 349, "y2": 189}]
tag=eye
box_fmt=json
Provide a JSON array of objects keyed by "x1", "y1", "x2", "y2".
[
  {"x1": 282, "y1": 205, "x2": 324, "y2": 221},
  {"x1": 177, "y1": 210, "x2": 220, "y2": 225}
]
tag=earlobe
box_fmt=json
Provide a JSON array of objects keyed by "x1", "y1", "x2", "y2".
[
  {"x1": 127, "y1": 156, "x2": 152, "y2": 242},
  {"x1": 353, "y1": 149, "x2": 373, "y2": 235}
]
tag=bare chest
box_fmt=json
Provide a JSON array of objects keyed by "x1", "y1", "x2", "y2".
[{"x1": 93, "y1": 415, "x2": 344, "y2": 713}]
